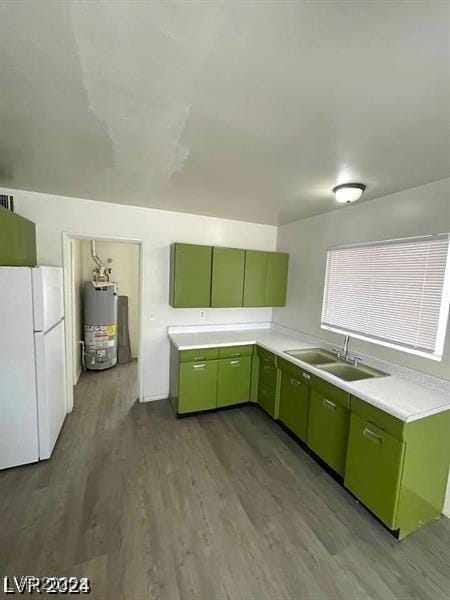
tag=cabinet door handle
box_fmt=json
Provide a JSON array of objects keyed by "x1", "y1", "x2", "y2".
[
  {"x1": 230, "y1": 360, "x2": 240, "y2": 365},
  {"x1": 290, "y1": 377, "x2": 301, "y2": 386},
  {"x1": 363, "y1": 427, "x2": 382, "y2": 445},
  {"x1": 264, "y1": 365, "x2": 271, "y2": 370},
  {"x1": 302, "y1": 372, "x2": 311, "y2": 380},
  {"x1": 194, "y1": 356, "x2": 206, "y2": 361},
  {"x1": 322, "y1": 398, "x2": 336, "y2": 410},
  {"x1": 263, "y1": 357, "x2": 271, "y2": 363},
  {"x1": 193, "y1": 364, "x2": 206, "y2": 369}
]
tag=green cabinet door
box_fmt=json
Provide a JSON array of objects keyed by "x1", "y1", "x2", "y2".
[
  {"x1": 258, "y1": 359, "x2": 278, "y2": 417},
  {"x1": 243, "y1": 250, "x2": 268, "y2": 307},
  {"x1": 307, "y1": 389, "x2": 350, "y2": 476},
  {"x1": 217, "y1": 357, "x2": 251, "y2": 408},
  {"x1": 345, "y1": 413, "x2": 405, "y2": 530},
  {"x1": 0, "y1": 206, "x2": 37, "y2": 267},
  {"x1": 279, "y1": 371, "x2": 309, "y2": 442},
  {"x1": 211, "y1": 247, "x2": 245, "y2": 307},
  {"x1": 265, "y1": 252, "x2": 289, "y2": 307},
  {"x1": 170, "y1": 243, "x2": 212, "y2": 308},
  {"x1": 178, "y1": 360, "x2": 218, "y2": 414}
]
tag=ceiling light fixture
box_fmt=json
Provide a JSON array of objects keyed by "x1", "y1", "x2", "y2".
[{"x1": 332, "y1": 183, "x2": 366, "y2": 204}]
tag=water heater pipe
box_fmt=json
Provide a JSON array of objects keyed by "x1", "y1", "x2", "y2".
[{"x1": 91, "y1": 240, "x2": 103, "y2": 268}]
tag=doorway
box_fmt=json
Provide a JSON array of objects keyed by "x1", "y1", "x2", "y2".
[{"x1": 62, "y1": 233, "x2": 144, "y2": 412}]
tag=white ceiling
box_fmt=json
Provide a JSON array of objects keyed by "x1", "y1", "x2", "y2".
[{"x1": 0, "y1": 1, "x2": 449, "y2": 225}]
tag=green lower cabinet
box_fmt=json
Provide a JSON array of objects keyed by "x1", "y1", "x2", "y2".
[
  {"x1": 307, "y1": 389, "x2": 350, "y2": 476},
  {"x1": 257, "y1": 358, "x2": 278, "y2": 418},
  {"x1": 178, "y1": 360, "x2": 218, "y2": 414},
  {"x1": 345, "y1": 398, "x2": 450, "y2": 537},
  {"x1": 217, "y1": 357, "x2": 251, "y2": 408},
  {"x1": 278, "y1": 371, "x2": 309, "y2": 442},
  {"x1": 345, "y1": 413, "x2": 405, "y2": 530}
]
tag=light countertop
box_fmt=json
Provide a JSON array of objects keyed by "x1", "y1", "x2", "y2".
[{"x1": 168, "y1": 328, "x2": 450, "y2": 423}]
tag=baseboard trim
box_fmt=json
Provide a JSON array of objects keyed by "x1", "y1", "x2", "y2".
[{"x1": 141, "y1": 394, "x2": 167, "y2": 402}]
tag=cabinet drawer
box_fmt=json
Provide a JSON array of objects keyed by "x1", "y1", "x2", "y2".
[
  {"x1": 277, "y1": 356, "x2": 304, "y2": 380},
  {"x1": 180, "y1": 347, "x2": 219, "y2": 363},
  {"x1": 257, "y1": 346, "x2": 277, "y2": 366},
  {"x1": 219, "y1": 345, "x2": 253, "y2": 359},
  {"x1": 178, "y1": 360, "x2": 218, "y2": 414},
  {"x1": 307, "y1": 389, "x2": 350, "y2": 476},
  {"x1": 351, "y1": 396, "x2": 405, "y2": 441},
  {"x1": 279, "y1": 371, "x2": 309, "y2": 442},
  {"x1": 345, "y1": 413, "x2": 405, "y2": 530},
  {"x1": 217, "y1": 357, "x2": 251, "y2": 408},
  {"x1": 309, "y1": 374, "x2": 349, "y2": 409}
]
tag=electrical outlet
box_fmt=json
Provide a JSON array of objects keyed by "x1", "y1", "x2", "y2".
[{"x1": 200, "y1": 311, "x2": 206, "y2": 319}]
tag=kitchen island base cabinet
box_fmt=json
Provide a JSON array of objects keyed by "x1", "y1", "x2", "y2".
[
  {"x1": 278, "y1": 371, "x2": 309, "y2": 442},
  {"x1": 307, "y1": 389, "x2": 350, "y2": 477},
  {"x1": 217, "y1": 357, "x2": 251, "y2": 408}
]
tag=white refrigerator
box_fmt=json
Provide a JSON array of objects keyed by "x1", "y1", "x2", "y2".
[{"x1": 0, "y1": 266, "x2": 67, "y2": 470}]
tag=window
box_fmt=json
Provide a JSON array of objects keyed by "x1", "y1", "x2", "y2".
[{"x1": 321, "y1": 234, "x2": 450, "y2": 360}]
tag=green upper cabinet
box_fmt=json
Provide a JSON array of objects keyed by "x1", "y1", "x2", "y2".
[
  {"x1": 170, "y1": 243, "x2": 289, "y2": 308},
  {"x1": 243, "y1": 250, "x2": 289, "y2": 307},
  {"x1": 243, "y1": 250, "x2": 268, "y2": 307},
  {"x1": 211, "y1": 247, "x2": 245, "y2": 307},
  {"x1": 265, "y1": 252, "x2": 289, "y2": 307},
  {"x1": 0, "y1": 206, "x2": 37, "y2": 267},
  {"x1": 170, "y1": 243, "x2": 212, "y2": 308}
]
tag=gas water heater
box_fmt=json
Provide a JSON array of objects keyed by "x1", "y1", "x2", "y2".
[{"x1": 84, "y1": 241, "x2": 118, "y2": 370}]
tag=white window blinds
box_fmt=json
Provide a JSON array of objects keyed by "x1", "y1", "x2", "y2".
[{"x1": 321, "y1": 234, "x2": 450, "y2": 360}]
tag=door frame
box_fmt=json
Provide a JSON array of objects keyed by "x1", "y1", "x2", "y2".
[{"x1": 62, "y1": 232, "x2": 144, "y2": 412}]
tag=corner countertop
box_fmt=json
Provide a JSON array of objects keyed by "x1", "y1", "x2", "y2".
[{"x1": 168, "y1": 328, "x2": 450, "y2": 423}]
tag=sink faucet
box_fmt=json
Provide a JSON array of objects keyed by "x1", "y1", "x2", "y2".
[
  {"x1": 343, "y1": 334, "x2": 350, "y2": 359},
  {"x1": 332, "y1": 334, "x2": 351, "y2": 361}
]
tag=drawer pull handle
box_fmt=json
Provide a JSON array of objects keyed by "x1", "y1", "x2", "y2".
[
  {"x1": 290, "y1": 377, "x2": 301, "y2": 386},
  {"x1": 323, "y1": 398, "x2": 336, "y2": 410},
  {"x1": 194, "y1": 356, "x2": 206, "y2": 361},
  {"x1": 231, "y1": 353, "x2": 241, "y2": 357},
  {"x1": 302, "y1": 373, "x2": 311, "y2": 380},
  {"x1": 193, "y1": 364, "x2": 206, "y2": 369},
  {"x1": 230, "y1": 360, "x2": 240, "y2": 365},
  {"x1": 263, "y1": 357, "x2": 271, "y2": 363},
  {"x1": 366, "y1": 417, "x2": 384, "y2": 430},
  {"x1": 363, "y1": 427, "x2": 382, "y2": 445},
  {"x1": 264, "y1": 365, "x2": 271, "y2": 370}
]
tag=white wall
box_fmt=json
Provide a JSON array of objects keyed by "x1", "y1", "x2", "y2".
[
  {"x1": 80, "y1": 239, "x2": 140, "y2": 358},
  {"x1": 71, "y1": 238, "x2": 83, "y2": 385},
  {"x1": 274, "y1": 178, "x2": 450, "y2": 381},
  {"x1": 2, "y1": 187, "x2": 277, "y2": 400}
]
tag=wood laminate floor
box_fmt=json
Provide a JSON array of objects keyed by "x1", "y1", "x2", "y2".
[{"x1": 1, "y1": 361, "x2": 449, "y2": 600}]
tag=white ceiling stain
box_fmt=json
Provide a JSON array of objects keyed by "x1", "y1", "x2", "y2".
[{"x1": 0, "y1": 0, "x2": 449, "y2": 224}]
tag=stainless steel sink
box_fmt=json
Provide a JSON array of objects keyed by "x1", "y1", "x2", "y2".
[
  {"x1": 284, "y1": 348, "x2": 337, "y2": 365},
  {"x1": 318, "y1": 362, "x2": 388, "y2": 382}
]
